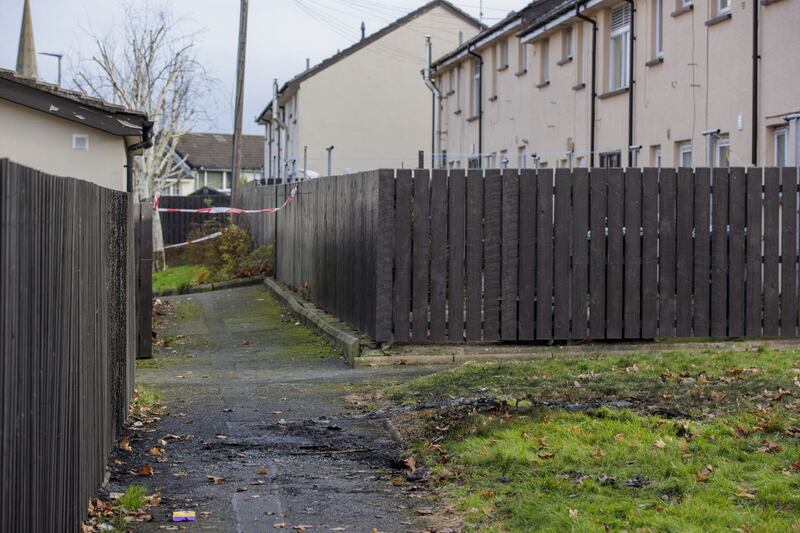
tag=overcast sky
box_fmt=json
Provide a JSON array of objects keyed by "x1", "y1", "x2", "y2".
[{"x1": 1, "y1": 0, "x2": 523, "y2": 135}]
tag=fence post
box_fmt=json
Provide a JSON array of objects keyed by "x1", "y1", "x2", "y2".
[
  {"x1": 375, "y1": 169, "x2": 395, "y2": 342},
  {"x1": 137, "y1": 202, "x2": 153, "y2": 359}
]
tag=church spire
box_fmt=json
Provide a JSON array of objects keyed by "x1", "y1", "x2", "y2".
[{"x1": 16, "y1": 0, "x2": 38, "y2": 78}]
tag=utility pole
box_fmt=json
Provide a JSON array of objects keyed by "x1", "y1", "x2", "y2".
[{"x1": 231, "y1": 0, "x2": 249, "y2": 207}]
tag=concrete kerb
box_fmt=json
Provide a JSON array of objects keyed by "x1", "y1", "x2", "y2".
[
  {"x1": 263, "y1": 278, "x2": 361, "y2": 364},
  {"x1": 155, "y1": 275, "x2": 264, "y2": 297}
]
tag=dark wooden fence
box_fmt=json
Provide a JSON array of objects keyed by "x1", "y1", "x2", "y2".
[
  {"x1": 135, "y1": 201, "x2": 153, "y2": 359},
  {"x1": 158, "y1": 193, "x2": 230, "y2": 244},
  {"x1": 0, "y1": 160, "x2": 140, "y2": 531},
  {"x1": 243, "y1": 167, "x2": 800, "y2": 344}
]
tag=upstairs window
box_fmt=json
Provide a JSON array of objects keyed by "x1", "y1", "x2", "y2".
[
  {"x1": 563, "y1": 26, "x2": 573, "y2": 60},
  {"x1": 678, "y1": 141, "x2": 693, "y2": 167},
  {"x1": 540, "y1": 39, "x2": 550, "y2": 84},
  {"x1": 471, "y1": 58, "x2": 481, "y2": 117},
  {"x1": 517, "y1": 146, "x2": 528, "y2": 168},
  {"x1": 717, "y1": 0, "x2": 731, "y2": 14},
  {"x1": 518, "y1": 39, "x2": 528, "y2": 74},
  {"x1": 609, "y1": 3, "x2": 631, "y2": 91},
  {"x1": 456, "y1": 65, "x2": 464, "y2": 112},
  {"x1": 775, "y1": 127, "x2": 788, "y2": 167},
  {"x1": 714, "y1": 135, "x2": 730, "y2": 167},
  {"x1": 499, "y1": 39, "x2": 509, "y2": 69},
  {"x1": 654, "y1": 0, "x2": 663, "y2": 58}
]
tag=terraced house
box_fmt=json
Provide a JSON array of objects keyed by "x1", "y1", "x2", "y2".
[{"x1": 431, "y1": 0, "x2": 800, "y2": 169}]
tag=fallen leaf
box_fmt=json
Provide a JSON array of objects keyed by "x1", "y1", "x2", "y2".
[
  {"x1": 207, "y1": 475, "x2": 225, "y2": 485},
  {"x1": 569, "y1": 508, "x2": 578, "y2": 519},
  {"x1": 538, "y1": 451, "x2": 555, "y2": 460},
  {"x1": 251, "y1": 479, "x2": 265, "y2": 485},
  {"x1": 150, "y1": 447, "x2": 164, "y2": 458},
  {"x1": 119, "y1": 436, "x2": 132, "y2": 452},
  {"x1": 148, "y1": 492, "x2": 162, "y2": 506},
  {"x1": 654, "y1": 439, "x2": 667, "y2": 449},
  {"x1": 274, "y1": 523, "x2": 287, "y2": 529},
  {"x1": 592, "y1": 449, "x2": 606, "y2": 460},
  {"x1": 735, "y1": 487, "x2": 756, "y2": 500},
  {"x1": 236, "y1": 486, "x2": 248, "y2": 492},
  {"x1": 293, "y1": 526, "x2": 313, "y2": 532},
  {"x1": 759, "y1": 440, "x2": 783, "y2": 453},
  {"x1": 403, "y1": 456, "x2": 417, "y2": 472},
  {"x1": 416, "y1": 508, "x2": 434, "y2": 515},
  {"x1": 173, "y1": 471, "x2": 189, "y2": 478},
  {"x1": 137, "y1": 464, "x2": 154, "y2": 476},
  {"x1": 240, "y1": 339, "x2": 251, "y2": 346},
  {"x1": 257, "y1": 467, "x2": 269, "y2": 475},
  {"x1": 791, "y1": 458, "x2": 800, "y2": 471},
  {"x1": 695, "y1": 465, "x2": 713, "y2": 482}
]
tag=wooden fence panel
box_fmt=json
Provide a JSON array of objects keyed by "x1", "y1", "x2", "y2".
[
  {"x1": 518, "y1": 170, "x2": 537, "y2": 340},
  {"x1": 711, "y1": 168, "x2": 729, "y2": 337},
  {"x1": 641, "y1": 168, "x2": 659, "y2": 338},
  {"x1": 553, "y1": 169, "x2": 571, "y2": 339},
  {"x1": 501, "y1": 170, "x2": 519, "y2": 341},
  {"x1": 624, "y1": 168, "x2": 642, "y2": 339},
  {"x1": 429, "y1": 170, "x2": 448, "y2": 342},
  {"x1": 763, "y1": 168, "x2": 781, "y2": 336},
  {"x1": 465, "y1": 170, "x2": 483, "y2": 341},
  {"x1": 659, "y1": 168, "x2": 677, "y2": 337},
  {"x1": 728, "y1": 168, "x2": 746, "y2": 337},
  {"x1": 693, "y1": 168, "x2": 711, "y2": 336},
  {"x1": 412, "y1": 170, "x2": 430, "y2": 342},
  {"x1": 782, "y1": 168, "x2": 799, "y2": 337},
  {"x1": 0, "y1": 159, "x2": 138, "y2": 532},
  {"x1": 158, "y1": 194, "x2": 230, "y2": 245},
  {"x1": 589, "y1": 168, "x2": 607, "y2": 339},
  {"x1": 483, "y1": 171, "x2": 502, "y2": 341},
  {"x1": 536, "y1": 169, "x2": 554, "y2": 339},
  {"x1": 393, "y1": 170, "x2": 412, "y2": 341},
  {"x1": 746, "y1": 167, "x2": 763, "y2": 336},
  {"x1": 447, "y1": 170, "x2": 466, "y2": 342},
  {"x1": 676, "y1": 168, "x2": 694, "y2": 336},
  {"x1": 606, "y1": 168, "x2": 624, "y2": 339},
  {"x1": 570, "y1": 168, "x2": 589, "y2": 339}
]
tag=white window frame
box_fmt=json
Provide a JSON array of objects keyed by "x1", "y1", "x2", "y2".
[
  {"x1": 564, "y1": 26, "x2": 573, "y2": 60},
  {"x1": 72, "y1": 134, "x2": 89, "y2": 151},
  {"x1": 541, "y1": 39, "x2": 550, "y2": 83},
  {"x1": 609, "y1": 4, "x2": 631, "y2": 91},
  {"x1": 500, "y1": 39, "x2": 509, "y2": 69},
  {"x1": 518, "y1": 39, "x2": 528, "y2": 73},
  {"x1": 471, "y1": 58, "x2": 481, "y2": 118},
  {"x1": 655, "y1": 0, "x2": 664, "y2": 58},
  {"x1": 717, "y1": 0, "x2": 731, "y2": 14},
  {"x1": 714, "y1": 136, "x2": 730, "y2": 167},
  {"x1": 456, "y1": 66, "x2": 464, "y2": 112},
  {"x1": 517, "y1": 146, "x2": 528, "y2": 169},
  {"x1": 775, "y1": 127, "x2": 789, "y2": 167},
  {"x1": 682, "y1": 0, "x2": 693, "y2": 7},
  {"x1": 679, "y1": 142, "x2": 692, "y2": 167}
]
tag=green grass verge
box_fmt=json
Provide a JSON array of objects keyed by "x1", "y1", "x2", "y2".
[
  {"x1": 391, "y1": 347, "x2": 800, "y2": 532},
  {"x1": 152, "y1": 264, "x2": 202, "y2": 294}
]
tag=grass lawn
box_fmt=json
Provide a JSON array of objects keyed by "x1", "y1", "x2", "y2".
[
  {"x1": 386, "y1": 347, "x2": 800, "y2": 532},
  {"x1": 152, "y1": 264, "x2": 202, "y2": 294}
]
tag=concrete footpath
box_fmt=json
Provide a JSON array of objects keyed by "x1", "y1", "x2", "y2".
[{"x1": 104, "y1": 285, "x2": 440, "y2": 533}]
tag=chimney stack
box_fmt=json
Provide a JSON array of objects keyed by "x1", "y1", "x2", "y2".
[{"x1": 16, "y1": 0, "x2": 37, "y2": 78}]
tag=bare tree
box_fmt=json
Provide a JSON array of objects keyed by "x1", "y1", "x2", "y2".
[{"x1": 74, "y1": 3, "x2": 215, "y2": 268}]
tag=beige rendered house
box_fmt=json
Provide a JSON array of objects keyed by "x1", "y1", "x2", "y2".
[
  {"x1": 169, "y1": 133, "x2": 264, "y2": 195},
  {"x1": 256, "y1": 0, "x2": 483, "y2": 179},
  {"x1": 432, "y1": 0, "x2": 800, "y2": 169},
  {"x1": 0, "y1": 0, "x2": 149, "y2": 191}
]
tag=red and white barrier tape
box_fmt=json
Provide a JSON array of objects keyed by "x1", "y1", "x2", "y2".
[
  {"x1": 153, "y1": 187, "x2": 298, "y2": 214},
  {"x1": 163, "y1": 231, "x2": 223, "y2": 250}
]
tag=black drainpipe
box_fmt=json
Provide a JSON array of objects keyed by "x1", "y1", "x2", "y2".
[
  {"x1": 576, "y1": 3, "x2": 598, "y2": 167},
  {"x1": 752, "y1": 0, "x2": 759, "y2": 166},
  {"x1": 126, "y1": 120, "x2": 154, "y2": 194},
  {"x1": 467, "y1": 44, "x2": 483, "y2": 168},
  {"x1": 624, "y1": 0, "x2": 635, "y2": 167}
]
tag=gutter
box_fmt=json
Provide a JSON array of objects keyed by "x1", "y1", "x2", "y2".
[
  {"x1": 624, "y1": 0, "x2": 635, "y2": 167},
  {"x1": 423, "y1": 36, "x2": 442, "y2": 169},
  {"x1": 467, "y1": 44, "x2": 483, "y2": 168},
  {"x1": 575, "y1": 3, "x2": 598, "y2": 167},
  {"x1": 125, "y1": 120, "x2": 153, "y2": 194},
  {"x1": 752, "y1": 0, "x2": 759, "y2": 166}
]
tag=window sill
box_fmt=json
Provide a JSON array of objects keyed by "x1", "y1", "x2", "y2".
[
  {"x1": 488, "y1": 95, "x2": 498, "y2": 102},
  {"x1": 446, "y1": 90, "x2": 455, "y2": 96},
  {"x1": 557, "y1": 56, "x2": 573, "y2": 66},
  {"x1": 761, "y1": 0, "x2": 783, "y2": 5},
  {"x1": 454, "y1": 109, "x2": 462, "y2": 115},
  {"x1": 536, "y1": 80, "x2": 550, "y2": 89},
  {"x1": 705, "y1": 12, "x2": 732, "y2": 26},
  {"x1": 646, "y1": 57, "x2": 664, "y2": 67},
  {"x1": 572, "y1": 82, "x2": 586, "y2": 91},
  {"x1": 515, "y1": 69, "x2": 528, "y2": 77},
  {"x1": 598, "y1": 86, "x2": 629, "y2": 99},
  {"x1": 498, "y1": 65, "x2": 509, "y2": 72},
  {"x1": 671, "y1": 4, "x2": 693, "y2": 17},
  {"x1": 466, "y1": 115, "x2": 480, "y2": 122}
]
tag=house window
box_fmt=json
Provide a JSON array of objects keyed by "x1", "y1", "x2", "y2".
[
  {"x1": 456, "y1": 65, "x2": 464, "y2": 112},
  {"x1": 651, "y1": 145, "x2": 662, "y2": 167},
  {"x1": 563, "y1": 26, "x2": 574, "y2": 60},
  {"x1": 682, "y1": 0, "x2": 693, "y2": 6},
  {"x1": 72, "y1": 134, "x2": 89, "y2": 151},
  {"x1": 678, "y1": 141, "x2": 693, "y2": 167},
  {"x1": 518, "y1": 39, "x2": 528, "y2": 74},
  {"x1": 775, "y1": 127, "x2": 788, "y2": 167},
  {"x1": 714, "y1": 135, "x2": 730, "y2": 167},
  {"x1": 471, "y1": 57, "x2": 481, "y2": 118},
  {"x1": 487, "y1": 152, "x2": 497, "y2": 168},
  {"x1": 577, "y1": 24, "x2": 586, "y2": 85},
  {"x1": 205, "y1": 170, "x2": 225, "y2": 190},
  {"x1": 576, "y1": 156, "x2": 585, "y2": 168},
  {"x1": 499, "y1": 39, "x2": 509, "y2": 69},
  {"x1": 500, "y1": 149, "x2": 509, "y2": 168},
  {"x1": 540, "y1": 39, "x2": 550, "y2": 84},
  {"x1": 609, "y1": 3, "x2": 631, "y2": 91},
  {"x1": 491, "y1": 45, "x2": 498, "y2": 98},
  {"x1": 518, "y1": 146, "x2": 528, "y2": 168},
  {"x1": 654, "y1": 0, "x2": 663, "y2": 58},
  {"x1": 448, "y1": 69, "x2": 455, "y2": 95},
  {"x1": 600, "y1": 150, "x2": 622, "y2": 168},
  {"x1": 717, "y1": 0, "x2": 731, "y2": 14}
]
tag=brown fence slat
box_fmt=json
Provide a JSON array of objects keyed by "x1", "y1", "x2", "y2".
[
  {"x1": 465, "y1": 170, "x2": 483, "y2": 341},
  {"x1": 711, "y1": 167, "x2": 729, "y2": 337},
  {"x1": 393, "y1": 170, "x2": 412, "y2": 341},
  {"x1": 589, "y1": 168, "x2": 607, "y2": 339},
  {"x1": 624, "y1": 168, "x2": 642, "y2": 338},
  {"x1": 763, "y1": 167, "x2": 780, "y2": 336},
  {"x1": 536, "y1": 169, "x2": 554, "y2": 339},
  {"x1": 553, "y1": 168, "x2": 571, "y2": 339},
  {"x1": 447, "y1": 170, "x2": 466, "y2": 342},
  {"x1": 501, "y1": 169, "x2": 519, "y2": 341},
  {"x1": 693, "y1": 168, "x2": 711, "y2": 336},
  {"x1": 641, "y1": 168, "x2": 658, "y2": 339},
  {"x1": 429, "y1": 170, "x2": 448, "y2": 342},
  {"x1": 728, "y1": 167, "x2": 746, "y2": 337},
  {"x1": 781, "y1": 167, "x2": 798, "y2": 337},
  {"x1": 676, "y1": 168, "x2": 694, "y2": 336},
  {"x1": 658, "y1": 169, "x2": 677, "y2": 337},
  {"x1": 518, "y1": 169, "x2": 536, "y2": 340},
  {"x1": 375, "y1": 170, "x2": 395, "y2": 342},
  {"x1": 570, "y1": 168, "x2": 589, "y2": 339},
  {"x1": 606, "y1": 168, "x2": 624, "y2": 339},
  {"x1": 745, "y1": 168, "x2": 763, "y2": 336},
  {"x1": 483, "y1": 171, "x2": 502, "y2": 341},
  {"x1": 412, "y1": 170, "x2": 430, "y2": 342}
]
